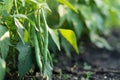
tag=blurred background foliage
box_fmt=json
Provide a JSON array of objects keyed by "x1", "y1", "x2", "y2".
[{"x1": 47, "y1": 0, "x2": 120, "y2": 56}]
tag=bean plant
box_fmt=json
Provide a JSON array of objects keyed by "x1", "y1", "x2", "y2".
[
  {"x1": 47, "y1": 0, "x2": 120, "y2": 55},
  {"x1": 0, "y1": 0, "x2": 78, "y2": 80},
  {"x1": 0, "y1": 0, "x2": 120, "y2": 80}
]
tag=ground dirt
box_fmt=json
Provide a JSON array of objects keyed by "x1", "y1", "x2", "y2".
[
  {"x1": 52, "y1": 28, "x2": 120, "y2": 80},
  {"x1": 5, "y1": 28, "x2": 120, "y2": 80}
]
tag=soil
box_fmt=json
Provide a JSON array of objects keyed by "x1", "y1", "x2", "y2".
[
  {"x1": 4, "y1": 28, "x2": 120, "y2": 80},
  {"x1": 52, "y1": 28, "x2": 120, "y2": 80}
]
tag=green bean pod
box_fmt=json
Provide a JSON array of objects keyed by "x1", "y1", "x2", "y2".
[
  {"x1": 41, "y1": 9, "x2": 48, "y2": 68},
  {"x1": 37, "y1": 10, "x2": 44, "y2": 54},
  {"x1": 33, "y1": 28, "x2": 42, "y2": 73},
  {"x1": 47, "y1": 50, "x2": 53, "y2": 67}
]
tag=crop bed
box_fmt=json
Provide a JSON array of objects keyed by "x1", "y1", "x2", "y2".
[
  {"x1": 52, "y1": 28, "x2": 120, "y2": 80},
  {"x1": 5, "y1": 29, "x2": 120, "y2": 80}
]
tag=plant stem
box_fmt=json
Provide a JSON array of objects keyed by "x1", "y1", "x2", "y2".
[{"x1": 14, "y1": 0, "x2": 19, "y2": 14}]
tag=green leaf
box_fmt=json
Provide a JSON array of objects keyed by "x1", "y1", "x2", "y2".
[
  {"x1": 0, "y1": 58, "x2": 6, "y2": 80},
  {"x1": 14, "y1": 18, "x2": 25, "y2": 43},
  {"x1": 0, "y1": 0, "x2": 4, "y2": 2},
  {"x1": 4, "y1": 0, "x2": 13, "y2": 13},
  {"x1": 92, "y1": 13, "x2": 104, "y2": 31},
  {"x1": 78, "y1": 5, "x2": 92, "y2": 20},
  {"x1": 16, "y1": 42, "x2": 34, "y2": 78},
  {"x1": 44, "y1": 61, "x2": 53, "y2": 80},
  {"x1": 48, "y1": 28, "x2": 60, "y2": 50},
  {"x1": 59, "y1": 29, "x2": 79, "y2": 53},
  {"x1": 90, "y1": 33, "x2": 112, "y2": 50},
  {"x1": 57, "y1": 0, "x2": 78, "y2": 13},
  {"x1": 66, "y1": 10, "x2": 83, "y2": 38},
  {"x1": 0, "y1": 0, "x2": 13, "y2": 15},
  {"x1": 0, "y1": 25, "x2": 10, "y2": 59},
  {"x1": 61, "y1": 37, "x2": 72, "y2": 57}
]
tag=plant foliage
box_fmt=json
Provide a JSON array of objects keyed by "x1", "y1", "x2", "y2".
[
  {"x1": 0, "y1": 0, "x2": 78, "y2": 79},
  {"x1": 0, "y1": 0, "x2": 120, "y2": 80}
]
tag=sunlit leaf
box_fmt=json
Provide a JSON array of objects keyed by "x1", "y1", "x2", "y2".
[
  {"x1": 59, "y1": 29, "x2": 79, "y2": 53},
  {"x1": 0, "y1": 58, "x2": 6, "y2": 80},
  {"x1": 24, "y1": 30, "x2": 29, "y2": 42},
  {"x1": 57, "y1": 0, "x2": 78, "y2": 13},
  {"x1": 16, "y1": 42, "x2": 34, "y2": 78},
  {"x1": 0, "y1": 25, "x2": 10, "y2": 59}
]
